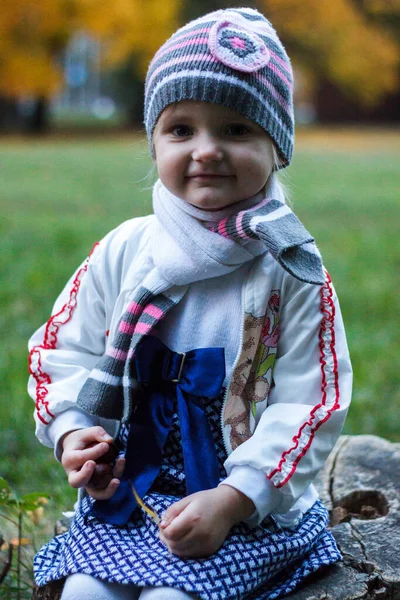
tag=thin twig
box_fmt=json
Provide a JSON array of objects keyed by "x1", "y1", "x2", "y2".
[
  {"x1": 0, "y1": 513, "x2": 18, "y2": 527},
  {"x1": 17, "y1": 510, "x2": 22, "y2": 600}
]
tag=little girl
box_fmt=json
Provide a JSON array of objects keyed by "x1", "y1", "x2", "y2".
[{"x1": 29, "y1": 7, "x2": 352, "y2": 600}]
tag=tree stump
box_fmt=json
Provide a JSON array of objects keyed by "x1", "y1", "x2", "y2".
[
  {"x1": 32, "y1": 435, "x2": 400, "y2": 600},
  {"x1": 288, "y1": 435, "x2": 400, "y2": 599}
]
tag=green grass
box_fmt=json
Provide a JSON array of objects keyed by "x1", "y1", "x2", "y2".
[{"x1": 0, "y1": 131, "x2": 399, "y2": 517}]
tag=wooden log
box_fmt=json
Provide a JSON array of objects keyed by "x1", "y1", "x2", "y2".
[
  {"x1": 32, "y1": 577, "x2": 64, "y2": 600},
  {"x1": 288, "y1": 435, "x2": 400, "y2": 599},
  {"x1": 32, "y1": 435, "x2": 400, "y2": 600}
]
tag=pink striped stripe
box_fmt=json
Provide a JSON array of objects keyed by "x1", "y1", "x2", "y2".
[
  {"x1": 234, "y1": 195, "x2": 271, "y2": 238},
  {"x1": 144, "y1": 304, "x2": 165, "y2": 319},
  {"x1": 270, "y1": 51, "x2": 293, "y2": 79},
  {"x1": 126, "y1": 301, "x2": 142, "y2": 315},
  {"x1": 217, "y1": 217, "x2": 229, "y2": 238},
  {"x1": 161, "y1": 36, "x2": 209, "y2": 56},
  {"x1": 235, "y1": 212, "x2": 250, "y2": 239},
  {"x1": 119, "y1": 320, "x2": 135, "y2": 335},
  {"x1": 150, "y1": 33, "x2": 210, "y2": 70},
  {"x1": 149, "y1": 42, "x2": 291, "y2": 100},
  {"x1": 256, "y1": 74, "x2": 291, "y2": 112},
  {"x1": 268, "y1": 61, "x2": 292, "y2": 88},
  {"x1": 147, "y1": 53, "x2": 217, "y2": 92},
  {"x1": 135, "y1": 321, "x2": 152, "y2": 335},
  {"x1": 158, "y1": 26, "x2": 211, "y2": 52},
  {"x1": 107, "y1": 347, "x2": 128, "y2": 361},
  {"x1": 148, "y1": 69, "x2": 290, "y2": 126},
  {"x1": 247, "y1": 195, "x2": 271, "y2": 213}
]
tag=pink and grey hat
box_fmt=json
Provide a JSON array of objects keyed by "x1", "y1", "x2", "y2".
[{"x1": 144, "y1": 7, "x2": 294, "y2": 167}]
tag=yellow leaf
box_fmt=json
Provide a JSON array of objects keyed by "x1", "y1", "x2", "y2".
[
  {"x1": 9, "y1": 537, "x2": 31, "y2": 546},
  {"x1": 0, "y1": 0, "x2": 183, "y2": 98}
]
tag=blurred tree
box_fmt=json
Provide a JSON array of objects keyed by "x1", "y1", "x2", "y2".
[
  {"x1": 74, "y1": 0, "x2": 182, "y2": 127},
  {"x1": 77, "y1": 0, "x2": 182, "y2": 77},
  {"x1": 0, "y1": 0, "x2": 70, "y2": 98},
  {"x1": 0, "y1": 0, "x2": 181, "y2": 131},
  {"x1": 0, "y1": 0, "x2": 398, "y2": 130},
  {"x1": 258, "y1": 0, "x2": 399, "y2": 106},
  {"x1": 0, "y1": 0, "x2": 72, "y2": 130}
]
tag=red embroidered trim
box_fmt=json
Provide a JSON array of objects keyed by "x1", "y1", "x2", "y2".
[
  {"x1": 267, "y1": 270, "x2": 340, "y2": 488},
  {"x1": 28, "y1": 243, "x2": 100, "y2": 425}
]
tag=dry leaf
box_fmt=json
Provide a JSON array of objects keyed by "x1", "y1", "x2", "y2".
[
  {"x1": 9, "y1": 537, "x2": 31, "y2": 546},
  {"x1": 131, "y1": 483, "x2": 160, "y2": 525}
]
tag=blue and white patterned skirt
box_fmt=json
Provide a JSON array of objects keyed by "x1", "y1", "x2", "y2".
[{"x1": 34, "y1": 395, "x2": 340, "y2": 599}]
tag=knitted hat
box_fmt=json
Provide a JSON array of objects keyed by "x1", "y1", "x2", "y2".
[{"x1": 144, "y1": 7, "x2": 294, "y2": 167}]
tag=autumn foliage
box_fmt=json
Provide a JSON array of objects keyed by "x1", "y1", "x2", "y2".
[
  {"x1": 0, "y1": 0, "x2": 182, "y2": 98},
  {"x1": 0, "y1": 0, "x2": 398, "y2": 105},
  {"x1": 261, "y1": 0, "x2": 400, "y2": 105}
]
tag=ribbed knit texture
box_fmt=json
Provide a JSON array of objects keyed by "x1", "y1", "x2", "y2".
[
  {"x1": 144, "y1": 8, "x2": 294, "y2": 167},
  {"x1": 209, "y1": 197, "x2": 324, "y2": 282},
  {"x1": 77, "y1": 283, "x2": 179, "y2": 423},
  {"x1": 76, "y1": 180, "x2": 323, "y2": 424}
]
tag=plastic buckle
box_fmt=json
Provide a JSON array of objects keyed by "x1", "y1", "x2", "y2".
[{"x1": 171, "y1": 352, "x2": 186, "y2": 383}]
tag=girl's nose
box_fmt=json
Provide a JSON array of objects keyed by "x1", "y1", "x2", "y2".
[{"x1": 191, "y1": 134, "x2": 224, "y2": 162}]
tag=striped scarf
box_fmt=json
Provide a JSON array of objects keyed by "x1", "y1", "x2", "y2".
[{"x1": 76, "y1": 179, "x2": 324, "y2": 422}]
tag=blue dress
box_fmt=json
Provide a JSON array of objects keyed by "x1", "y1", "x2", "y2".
[{"x1": 34, "y1": 386, "x2": 340, "y2": 599}]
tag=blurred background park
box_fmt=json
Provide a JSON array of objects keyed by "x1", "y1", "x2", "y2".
[{"x1": 0, "y1": 0, "x2": 399, "y2": 595}]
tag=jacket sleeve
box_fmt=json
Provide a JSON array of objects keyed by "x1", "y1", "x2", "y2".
[
  {"x1": 223, "y1": 271, "x2": 352, "y2": 523},
  {"x1": 28, "y1": 241, "x2": 115, "y2": 452}
]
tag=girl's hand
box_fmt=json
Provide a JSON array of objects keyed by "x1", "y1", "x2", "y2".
[
  {"x1": 61, "y1": 427, "x2": 125, "y2": 500},
  {"x1": 158, "y1": 485, "x2": 255, "y2": 558}
]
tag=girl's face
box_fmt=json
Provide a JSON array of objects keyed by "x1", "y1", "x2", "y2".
[{"x1": 153, "y1": 101, "x2": 275, "y2": 211}]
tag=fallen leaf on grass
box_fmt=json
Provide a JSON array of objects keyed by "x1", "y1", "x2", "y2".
[{"x1": 9, "y1": 537, "x2": 31, "y2": 546}]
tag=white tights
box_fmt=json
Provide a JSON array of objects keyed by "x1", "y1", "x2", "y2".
[{"x1": 61, "y1": 573, "x2": 199, "y2": 600}]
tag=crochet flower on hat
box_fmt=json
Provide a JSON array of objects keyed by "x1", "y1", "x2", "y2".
[{"x1": 208, "y1": 18, "x2": 270, "y2": 73}]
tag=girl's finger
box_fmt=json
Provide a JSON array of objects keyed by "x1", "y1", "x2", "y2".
[
  {"x1": 113, "y1": 457, "x2": 126, "y2": 479},
  {"x1": 73, "y1": 426, "x2": 113, "y2": 447},
  {"x1": 86, "y1": 478, "x2": 121, "y2": 500},
  {"x1": 160, "y1": 495, "x2": 192, "y2": 528},
  {"x1": 161, "y1": 506, "x2": 195, "y2": 541},
  {"x1": 67, "y1": 460, "x2": 96, "y2": 489},
  {"x1": 64, "y1": 442, "x2": 111, "y2": 470}
]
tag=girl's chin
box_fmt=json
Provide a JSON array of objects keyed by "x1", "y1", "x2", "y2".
[
  {"x1": 188, "y1": 201, "x2": 233, "y2": 212},
  {"x1": 184, "y1": 194, "x2": 238, "y2": 212}
]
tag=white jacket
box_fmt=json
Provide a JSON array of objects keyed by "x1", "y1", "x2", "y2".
[{"x1": 28, "y1": 215, "x2": 352, "y2": 526}]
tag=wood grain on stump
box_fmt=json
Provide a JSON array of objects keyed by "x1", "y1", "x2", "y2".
[
  {"x1": 32, "y1": 435, "x2": 400, "y2": 600},
  {"x1": 288, "y1": 435, "x2": 400, "y2": 599}
]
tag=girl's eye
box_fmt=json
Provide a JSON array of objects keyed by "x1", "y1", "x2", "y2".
[
  {"x1": 172, "y1": 125, "x2": 192, "y2": 137},
  {"x1": 226, "y1": 124, "x2": 250, "y2": 136}
]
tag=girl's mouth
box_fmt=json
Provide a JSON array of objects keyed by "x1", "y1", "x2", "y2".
[{"x1": 187, "y1": 173, "x2": 230, "y2": 179}]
